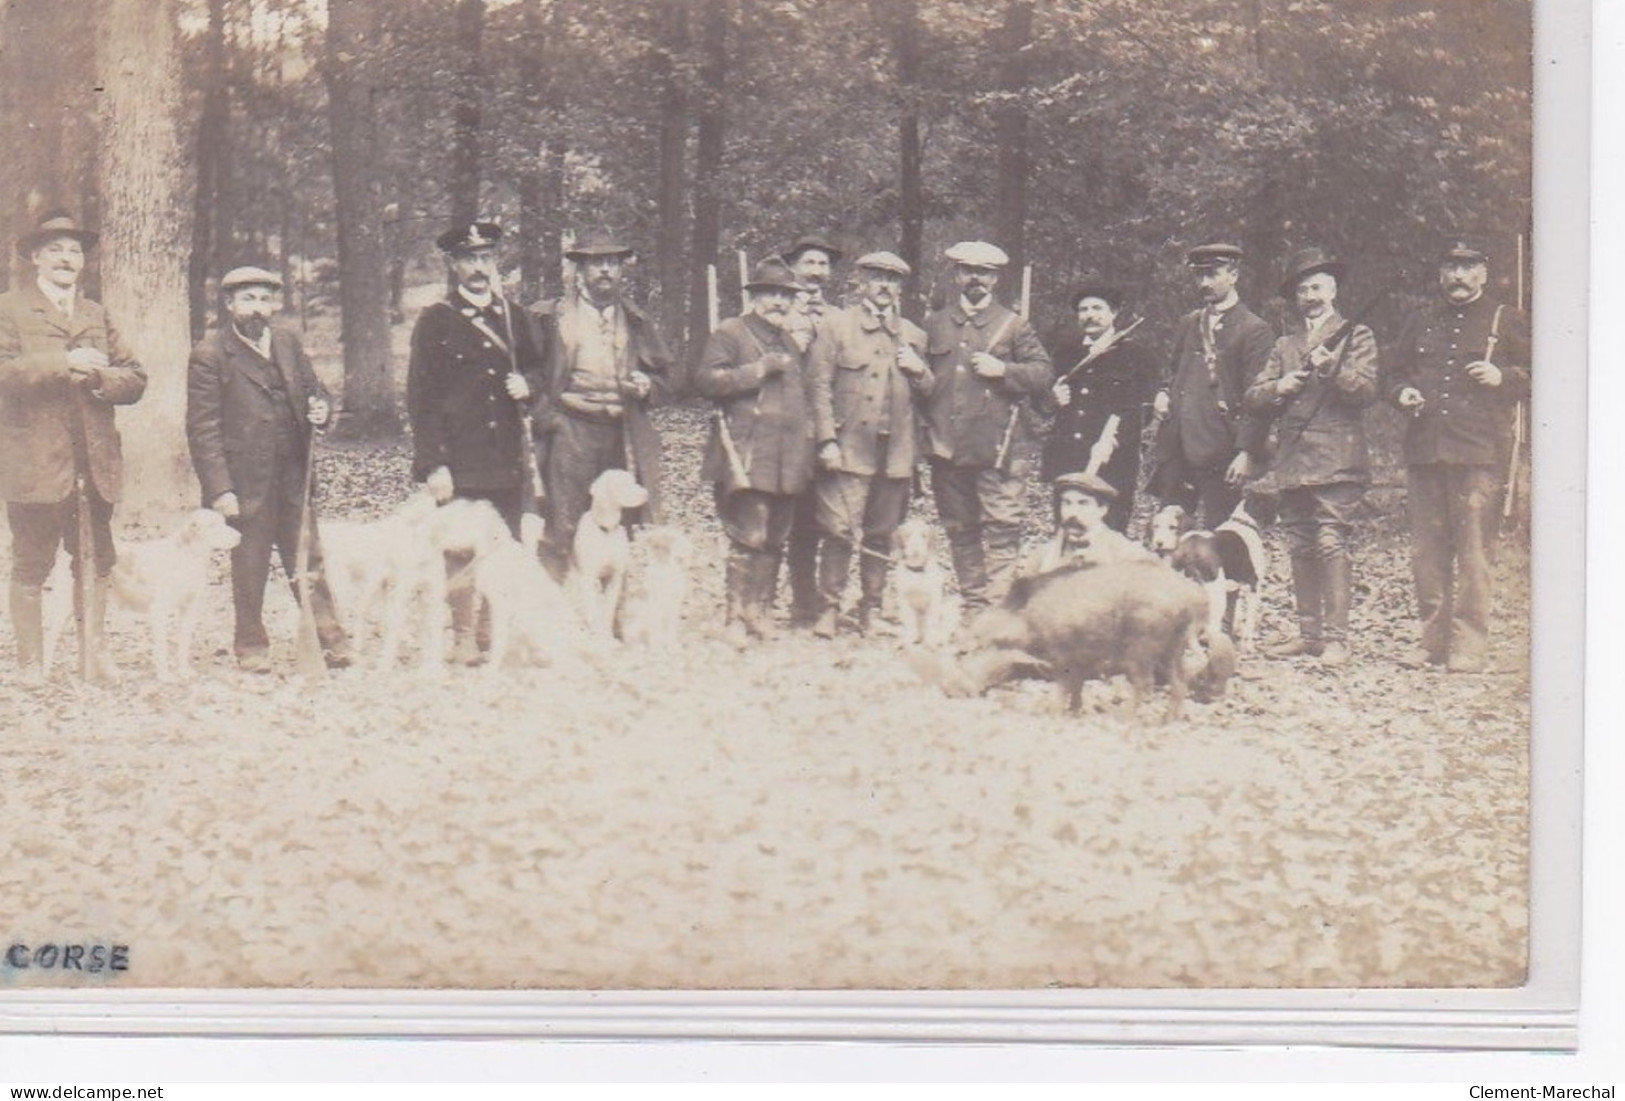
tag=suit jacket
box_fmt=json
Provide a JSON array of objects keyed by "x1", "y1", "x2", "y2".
[
  {"x1": 187, "y1": 323, "x2": 327, "y2": 516},
  {"x1": 0, "y1": 283, "x2": 146, "y2": 504},
  {"x1": 1040, "y1": 327, "x2": 1157, "y2": 487},
  {"x1": 808, "y1": 302, "x2": 931, "y2": 478},
  {"x1": 693, "y1": 313, "x2": 817, "y2": 496},
  {"x1": 406, "y1": 295, "x2": 546, "y2": 492},
  {"x1": 918, "y1": 300, "x2": 1053, "y2": 469},
  {"x1": 1243, "y1": 311, "x2": 1380, "y2": 488},
  {"x1": 1155, "y1": 300, "x2": 1275, "y2": 470}
]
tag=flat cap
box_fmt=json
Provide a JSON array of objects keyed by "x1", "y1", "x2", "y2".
[
  {"x1": 854, "y1": 250, "x2": 911, "y2": 276},
  {"x1": 743, "y1": 256, "x2": 805, "y2": 294},
  {"x1": 944, "y1": 241, "x2": 1010, "y2": 269},
  {"x1": 436, "y1": 220, "x2": 502, "y2": 253},
  {"x1": 18, "y1": 212, "x2": 98, "y2": 254},
  {"x1": 1186, "y1": 242, "x2": 1245, "y2": 269},
  {"x1": 1439, "y1": 238, "x2": 1489, "y2": 264},
  {"x1": 782, "y1": 234, "x2": 843, "y2": 265},
  {"x1": 1277, "y1": 246, "x2": 1344, "y2": 298},
  {"x1": 1053, "y1": 470, "x2": 1119, "y2": 501},
  {"x1": 566, "y1": 225, "x2": 635, "y2": 260},
  {"x1": 221, "y1": 266, "x2": 284, "y2": 292}
]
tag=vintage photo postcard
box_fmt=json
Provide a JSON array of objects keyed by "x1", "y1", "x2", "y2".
[{"x1": 0, "y1": 0, "x2": 1589, "y2": 1047}]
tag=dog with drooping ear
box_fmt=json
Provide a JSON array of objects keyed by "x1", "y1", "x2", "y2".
[{"x1": 569, "y1": 468, "x2": 648, "y2": 640}]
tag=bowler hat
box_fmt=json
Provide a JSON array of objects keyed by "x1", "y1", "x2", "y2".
[
  {"x1": 1439, "y1": 238, "x2": 1490, "y2": 265},
  {"x1": 854, "y1": 251, "x2": 911, "y2": 277},
  {"x1": 17, "y1": 212, "x2": 98, "y2": 255},
  {"x1": 221, "y1": 266, "x2": 284, "y2": 293},
  {"x1": 436, "y1": 221, "x2": 502, "y2": 254},
  {"x1": 566, "y1": 226, "x2": 635, "y2": 261},
  {"x1": 743, "y1": 257, "x2": 805, "y2": 294},
  {"x1": 1053, "y1": 470, "x2": 1119, "y2": 502},
  {"x1": 945, "y1": 241, "x2": 1010, "y2": 269},
  {"x1": 1070, "y1": 278, "x2": 1125, "y2": 312},
  {"x1": 783, "y1": 234, "x2": 843, "y2": 266},
  {"x1": 1186, "y1": 242, "x2": 1244, "y2": 269},
  {"x1": 1277, "y1": 247, "x2": 1345, "y2": 298}
]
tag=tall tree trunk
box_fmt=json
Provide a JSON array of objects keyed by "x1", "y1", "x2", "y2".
[
  {"x1": 683, "y1": 0, "x2": 728, "y2": 371},
  {"x1": 449, "y1": 0, "x2": 485, "y2": 224},
  {"x1": 188, "y1": 0, "x2": 229, "y2": 342},
  {"x1": 655, "y1": 0, "x2": 691, "y2": 344},
  {"x1": 886, "y1": 0, "x2": 925, "y2": 319},
  {"x1": 994, "y1": 0, "x2": 1033, "y2": 281},
  {"x1": 517, "y1": 0, "x2": 562, "y2": 305},
  {"x1": 97, "y1": 0, "x2": 195, "y2": 514},
  {"x1": 325, "y1": 0, "x2": 400, "y2": 436}
]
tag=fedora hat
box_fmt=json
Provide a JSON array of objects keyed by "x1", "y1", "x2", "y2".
[
  {"x1": 782, "y1": 233, "x2": 844, "y2": 266},
  {"x1": 1070, "y1": 277, "x2": 1125, "y2": 312},
  {"x1": 17, "y1": 212, "x2": 98, "y2": 255},
  {"x1": 1277, "y1": 246, "x2": 1345, "y2": 298},
  {"x1": 743, "y1": 257, "x2": 805, "y2": 294},
  {"x1": 565, "y1": 226, "x2": 635, "y2": 261}
]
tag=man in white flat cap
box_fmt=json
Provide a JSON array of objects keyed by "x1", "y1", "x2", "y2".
[
  {"x1": 806, "y1": 250, "x2": 932, "y2": 638},
  {"x1": 187, "y1": 265, "x2": 352, "y2": 673},
  {"x1": 917, "y1": 240, "x2": 1052, "y2": 613}
]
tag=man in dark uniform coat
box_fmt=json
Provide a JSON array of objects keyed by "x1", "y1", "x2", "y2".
[
  {"x1": 187, "y1": 266, "x2": 352, "y2": 673},
  {"x1": 1151, "y1": 242, "x2": 1275, "y2": 529},
  {"x1": 1386, "y1": 239, "x2": 1529, "y2": 673},
  {"x1": 1, "y1": 213, "x2": 146, "y2": 684},
  {"x1": 1041, "y1": 279, "x2": 1157, "y2": 533},
  {"x1": 918, "y1": 240, "x2": 1053, "y2": 613},
  {"x1": 693, "y1": 257, "x2": 818, "y2": 645},
  {"x1": 532, "y1": 226, "x2": 672, "y2": 581},
  {"x1": 406, "y1": 220, "x2": 546, "y2": 663}
]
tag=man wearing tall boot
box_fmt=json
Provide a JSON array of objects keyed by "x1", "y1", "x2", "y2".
[{"x1": 0, "y1": 213, "x2": 146, "y2": 685}]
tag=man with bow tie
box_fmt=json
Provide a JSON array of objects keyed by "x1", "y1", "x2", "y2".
[
  {"x1": 1150, "y1": 242, "x2": 1275, "y2": 529},
  {"x1": 1, "y1": 212, "x2": 147, "y2": 684},
  {"x1": 187, "y1": 265, "x2": 353, "y2": 673},
  {"x1": 406, "y1": 220, "x2": 546, "y2": 663}
]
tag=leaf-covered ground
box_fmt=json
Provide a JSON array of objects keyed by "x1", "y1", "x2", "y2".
[{"x1": 0, "y1": 398, "x2": 1530, "y2": 990}]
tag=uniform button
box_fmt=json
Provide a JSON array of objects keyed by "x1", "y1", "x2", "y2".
[
  {"x1": 482, "y1": 340, "x2": 492, "y2": 348},
  {"x1": 488, "y1": 420, "x2": 498, "y2": 428},
  {"x1": 1072, "y1": 432, "x2": 1083, "y2": 440}
]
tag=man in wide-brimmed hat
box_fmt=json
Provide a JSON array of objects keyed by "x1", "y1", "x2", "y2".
[
  {"x1": 0, "y1": 212, "x2": 147, "y2": 684},
  {"x1": 532, "y1": 225, "x2": 672, "y2": 580},
  {"x1": 187, "y1": 265, "x2": 353, "y2": 673},
  {"x1": 806, "y1": 249, "x2": 931, "y2": 638},
  {"x1": 1242, "y1": 247, "x2": 1379, "y2": 668},
  {"x1": 1149, "y1": 241, "x2": 1275, "y2": 530},
  {"x1": 406, "y1": 219, "x2": 547, "y2": 664},
  {"x1": 1385, "y1": 237, "x2": 1529, "y2": 674},
  {"x1": 693, "y1": 256, "x2": 818, "y2": 644}
]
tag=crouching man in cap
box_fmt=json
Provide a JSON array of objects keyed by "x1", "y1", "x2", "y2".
[
  {"x1": 407, "y1": 221, "x2": 546, "y2": 664},
  {"x1": 1243, "y1": 248, "x2": 1379, "y2": 668},
  {"x1": 1387, "y1": 239, "x2": 1529, "y2": 674},
  {"x1": 1151, "y1": 242, "x2": 1275, "y2": 529},
  {"x1": 1023, "y1": 472, "x2": 1158, "y2": 577},
  {"x1": 0, "y1": 213, "x2": 147, "y2": 684},
  {"x1": 918, "y1": 241, "x2": 1053, "y2": 613},
  {"x1": 187, "y1": 266, "x2": 352, "y2": 673},
  {"x1": 807, "y1": 250, "x2": 931, "y2": 638},
  {"x1": 533, "y1": 226, "x2": 672, "y2": 580},
  {"x1": 693, "y1": 257, "x2": 818, "y2": 644}
]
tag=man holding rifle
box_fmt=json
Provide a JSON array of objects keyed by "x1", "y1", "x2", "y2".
[
  {"x1": 1386, "y1": 239, "x2": 1529, "y2": 674},
  {"x1": 918, "y1": 240, "x2": 1052, "y2": 614},
  {"x1": 0, "y1": 213, "x2": 146, "y2": 685},
  {"x1": 1244, "y1": 248, "x2": 1379, "y2": 668}
]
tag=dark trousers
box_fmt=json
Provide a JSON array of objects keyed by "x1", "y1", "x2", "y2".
[
  {"x1": 541, "y1": 413, "x2": 634, "y2": 576},
  {"x1": 1279, "y1": 482, "x2": 1363, "y2": 644},
  {"x1": 229, "y1": 451, "x2": 345, "y2": 657},
  {"x1": 716, "y1": 486, "x2": 798, "y2": 553},
  {"x1": 8, "y1": 489, "x2": 116, "y2": 586},
  {"x1": 814, "y1": 442, "x2": 911, "y2": 613},
  {"x1": 783, "y1": 490, "x2": 821, "y2": 618},
  {"x1": 1407, "y1": 462, "x2": 1499, "y2": 662},
  {"x1": 1158, "y1": 460, "x2": 1240, "y2": 531},
  {"x1": 929, "y1": 459, "x2": 1025, "y2": 609}
]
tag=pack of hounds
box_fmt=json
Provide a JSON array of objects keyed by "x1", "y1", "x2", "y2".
[{"x1": 36, "y1": 468, "x2": 1274, "y2": 722}]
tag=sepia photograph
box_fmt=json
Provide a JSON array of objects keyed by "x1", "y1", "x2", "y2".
[{"x1": 0, "y1": 0, "x2": 1566, "y2": 1018}]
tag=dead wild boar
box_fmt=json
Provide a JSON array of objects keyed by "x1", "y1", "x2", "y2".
[{"x1": 945, "y1": 559, "x2": 1235, "y2": 721}]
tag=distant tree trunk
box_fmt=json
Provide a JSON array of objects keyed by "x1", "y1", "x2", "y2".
[
  {"x1": 97, "y1": 0, "x2": 195, "y2": 514},
  {"x1": 684, "y1": 0, "x2": 728, "y2": 371},
  {"x1": 655, "y1": 0, "x2": 691, "y2": 344},
  {"x1": 885, "y1": 0, "x2": 925, "y2": 319},
  {"x1": 325, "y1": 0, "x2": 400, "y2": 436},
  {"x1": 994, "y1": 0, "x2": 1033, "y2": 280},
  {"x1": 188, "y1": 0, "x2": 229, "y2": 341},
  {"x1": 449, "y1": 0, "x2": 485, "y2": 224},
  {"x1": 516, "y1": 0, "x2": 563, "y2": 305}
]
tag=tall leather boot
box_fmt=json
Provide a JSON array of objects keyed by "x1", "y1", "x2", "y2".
[
  {"x1": 785, "y1": 517, "x2": 820, "y2": 627},
  {"x1": 742, "y1": 549, "x2": 780, "y2": 642},
  {"x1": 982, "y1": 523, "x2": 1024, "y2": 608},
  {"x1": 947, "y1": 527, "x2": 988, "y2": 614},
  {"x1": 814, "y1": 538, "x2": 852, "y2": 639},
  {"x1": 723, "y1": 549, "x2": 752, "y2": 648},
  {"x1": 10, "y1": 580, "x2": 45, "y2": 685},
  {"x1": 857, "y1": 547, "x2": 889, "y2": 636},
  {"x1": 1320, "y1": 554, "x2": 1353, "y2": 667},
  {"x1": 1266, "y1": 554, "x2": 1323, "y2": 658}
]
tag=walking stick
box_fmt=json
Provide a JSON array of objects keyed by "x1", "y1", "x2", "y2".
[{"x1": 292, "y1": 423, "x2": 327, "y2": 681}]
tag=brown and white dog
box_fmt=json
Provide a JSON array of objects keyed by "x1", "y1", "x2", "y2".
[
  {"x1": 890, "y1": 516, "x2": 957, "y2": 648},
  {"x1": 570, "y1": 468, "x2": 649, "y2": 640},
  {"x1": 1149, "y1": 498, "x2": 1272, "y2": 656}
]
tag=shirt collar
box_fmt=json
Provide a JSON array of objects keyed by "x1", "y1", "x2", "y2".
[
  {"x1": 36, "y1": 276, "x2": 75, "y2": 316},
  {"x1": 232, "y1": 324, "x2": 273, "y2": 358},
  {"x1": 457, "y1": 286, "x2": 495, "y2": 312}
]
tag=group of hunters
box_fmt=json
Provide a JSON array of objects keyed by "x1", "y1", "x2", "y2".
[{"x1": 0, "y1": 208, "x2": 1529, "y2": 683}]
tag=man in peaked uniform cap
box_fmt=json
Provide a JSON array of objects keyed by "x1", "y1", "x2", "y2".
[
  {"x1": 406, "y1": 219, "x2": 546, "y2": 664},
  {"x1": 0, "y1": 212, "x2": 147, "y2": 684},
  {"x1": 187, "y1": 265, "x2": 353, "y2": 673},
  {"x1": 532, "y1": 225, "x2": 673, "y2": 581}
]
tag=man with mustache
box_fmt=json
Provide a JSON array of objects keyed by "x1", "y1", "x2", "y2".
[
  {"x1": 806, "y1": 251, "x2": 931, "y2": 638},
  {"x1": 187, "y1": 266, "x2": 352, "y2": 673},
  {"x1": 1150, "y1": 242, "x2": 1275, "y2": 529},
  {"x1": 1386, "y1": 239, "x2": 1529, "y2": 674},
  {"x1": 0, "y1": 213, "x2": 146, "y2": 684},
  {"x1": 1022, "y1": 472, "x2": 1156, "y2": 576},
  {"x1": 1242, "y1": 248, "x2": 1379, "y2": 668},
  {"x1": 779, "y1": 233, "x2": 843, "y2": 628},
  {"x1": 917, "y1": 240, "x2": 1053, "y2": 613},
  {"x1": 533, "y1": 226, "x2": 671, "y2": 581},
  {"x1": 693, "y1": 257, "x2": 818, "y2": 645},
  {"x1": 406, "y1": 221, "x2": 546, "y2": 664}
]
